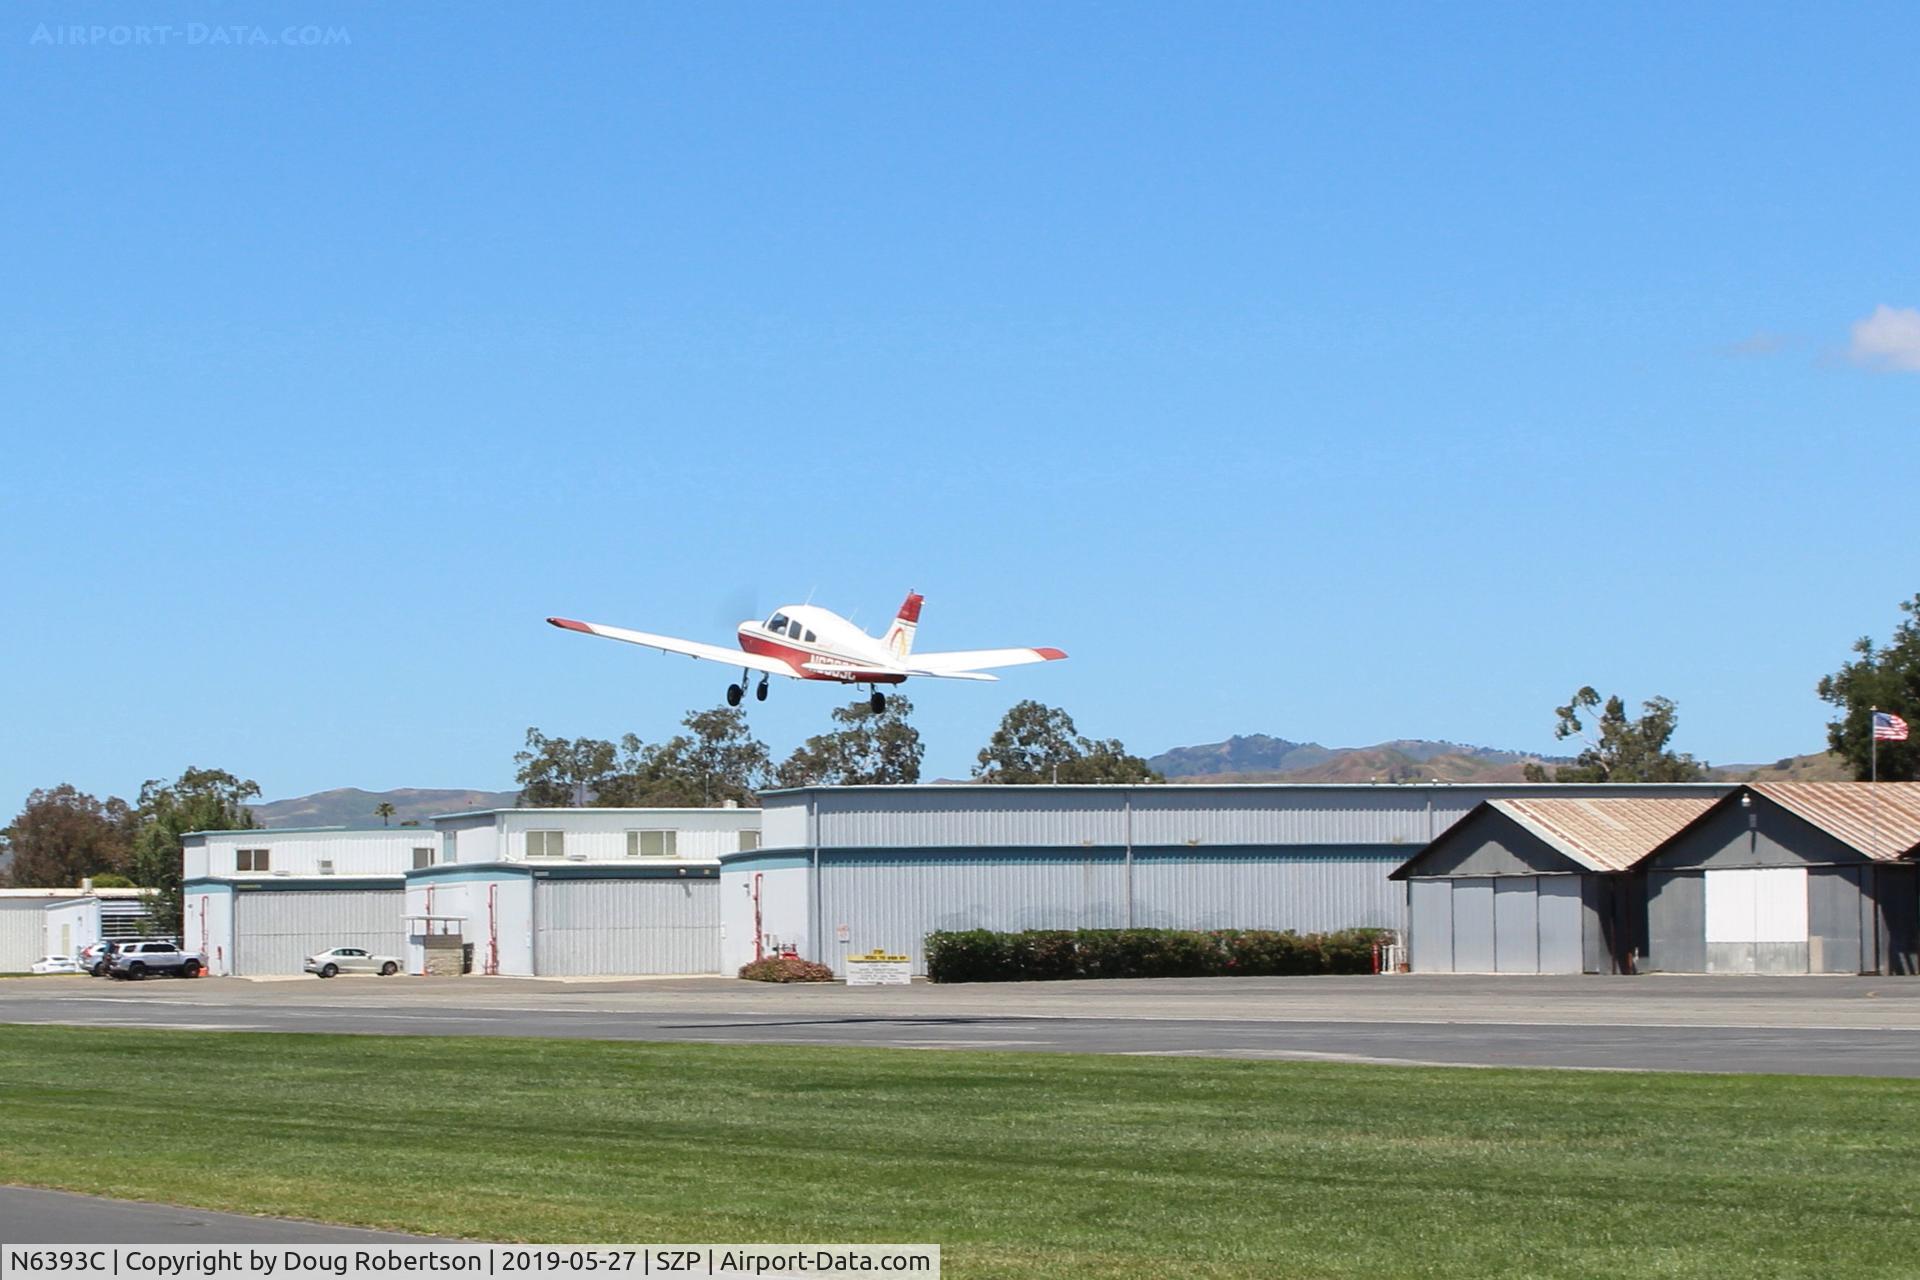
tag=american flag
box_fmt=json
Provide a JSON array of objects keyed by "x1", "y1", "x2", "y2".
[{"x1": 1873, "y1": 711, "x2": 1909, "y2": 742}]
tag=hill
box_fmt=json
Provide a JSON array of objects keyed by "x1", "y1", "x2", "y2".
[
  {"x1": 249, "y1": 787, "x2": 520, "y2": 829},
  {"x1": 1707, "y1": 752, "x2": 1853, "y2": 783},
  {"x1": 1150, "y1": 734, "x2": 1567, "y2": 784}
]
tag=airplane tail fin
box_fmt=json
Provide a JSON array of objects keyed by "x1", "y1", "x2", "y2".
[{"x1": 882, "y1": 591, "x2": 923, "y2": 660}]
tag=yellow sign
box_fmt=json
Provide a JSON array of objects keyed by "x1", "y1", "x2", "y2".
[{"x1": 848, "y1": 949, "x2": 909, "y2": 963}]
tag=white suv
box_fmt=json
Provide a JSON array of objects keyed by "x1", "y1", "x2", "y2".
[{"x1": 107, "y1": 941, "x2": 202, "y2": 980}]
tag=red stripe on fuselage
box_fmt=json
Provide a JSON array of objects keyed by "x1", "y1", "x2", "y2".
[{"x1": 737, "y1": 631, "x2": 907, "y2": 683}]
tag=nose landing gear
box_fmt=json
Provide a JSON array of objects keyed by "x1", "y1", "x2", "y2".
[
  {"x1": 869, "y1": 688, "x2": 887, "y2": 714},
  {"x1": 756, "y1": 678, "x2": 769, "y2": 702},
  {"x1": 726, "y1": 683, "x2": 744, "y2": 707}
]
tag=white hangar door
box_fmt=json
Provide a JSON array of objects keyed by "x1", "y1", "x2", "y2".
[
  {"x1": 1704, "y1": 868, "x2": 1809, "y2": 974},
  {"x1": 231, "y1": 890, "x2": 405, "y2": 976},
  {"x1": 533, "y1": 879, "x2": 720, "y2": 976}
]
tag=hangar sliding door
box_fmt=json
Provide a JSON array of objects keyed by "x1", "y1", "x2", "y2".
[
  {"x1": 1537, "y1": 878, "x2": 1585, "y2": 974},
  {"x1": 231, "y1": 890, "x2": 404, "y2": 976},
  {"x1": 533, "y1": 879, "x2": 719, "y2": 976},
  {"x1": 1409, "y1": 880, "x2": 1454, "y2": 972},
  {"x1": 1704, "y1": 867, "x2": 1808, "y2": 974},
  {"x1": 1451, "y1": 879, "x2": 1496, "y2": 973},
  {"x1": 1493, "y1": 879, "x2": 1538, "y2": 973}
]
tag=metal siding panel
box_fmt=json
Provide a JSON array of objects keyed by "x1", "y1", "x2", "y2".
[
  {"x1": 1493, "y1": 878, "x2": 1539, "y2": 973},
  {"x1": 801, "y1": 783, "x2": 1729, "y2": 850},
  {"x1": 1877, "y1": 865, "x2": 1919, "y2": 975},
  {"x1": 1409, "y1": 879, "x2": 1453, "y2": 972},
  {"x1": 1645, "y1": 871, "x2": 1705, "y2": 972},
  {"x1": 1131, "y1": 852, "x2": 1407, "y2": 933},
  {"x1": 1132, "y1": 789, "x2": 1436, "y2": 847},
  {"x1": 532, "y1": 879, "x2": 719, "y2": 976},
  {"x1": 231, "y1": 890, "x2": 405, "y2": 976},
  {"x1": 0, "y1": 901, "x2": 48, "y2": 972},
  {"x1": 761, "y1": 800, "x2": 810, "y2": 850},
  {"x1": 1538, "y1": 877, "x2": 1584, "y2": 974},
  {"x1": 210, "y1": 831, "x2": 433, "y2": 877},
  {"x1": 1809, "y1": 866, "x2": 1864, "y2": 974},
  {"x1": 818, "y1": 790, "x2": 1128, "y2": 848},
  {"x1": 817, "y1": 853, "x2": 1128, "y2": 976},
  {"x1": 1451, "y1": 878, "x2": 1496, "y2": 973}
]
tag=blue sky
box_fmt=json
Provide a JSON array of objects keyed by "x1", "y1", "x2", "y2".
[{"x1": 3, "y1": 2, "x2": 1916, "y2": 809}]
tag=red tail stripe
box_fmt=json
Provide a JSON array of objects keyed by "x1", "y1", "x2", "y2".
[{"x1": 896, "y1": 592, "x2": 924, "y2": 624}]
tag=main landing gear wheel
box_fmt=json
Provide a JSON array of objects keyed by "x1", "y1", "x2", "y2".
[
  {"x1": 869, "y1": 689, "x2": 887, "y2": 714},
  {"x1": 755, "y1": 679, "x2": 769, "y2": 702},
  {"x1": 726, "y1": 683, "x2": 744, "y2": 707}
]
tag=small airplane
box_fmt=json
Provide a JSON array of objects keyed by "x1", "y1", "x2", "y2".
[{"x1": 547, "y1": 592, "x2": 1066, "y2": 713}]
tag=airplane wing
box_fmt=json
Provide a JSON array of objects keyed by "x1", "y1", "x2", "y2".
[
  {"x1": 907, "y1": 647, "x2": 1068, "y2": 674},
  {"x1": 547, "y1": 617, "x2": 798, "y2": 679}
]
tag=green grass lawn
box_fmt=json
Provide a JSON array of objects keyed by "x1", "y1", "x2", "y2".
[{"x1": 2, "y1": 1026, "x2": 1917, "y2": 1279}]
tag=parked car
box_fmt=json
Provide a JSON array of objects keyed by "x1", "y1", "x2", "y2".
[
  {"x1": 30, "y1": 955, "x2": 81, "y2": 975},
  {"x1": 85, "y1": 938, "x2": 178, "y2": 977},
  {"x1": 304, "y1": 947, "x2": 402, "y2": 978},
  {"x1": 107, "y1": 940, "x2": 201, "y2": 979}
]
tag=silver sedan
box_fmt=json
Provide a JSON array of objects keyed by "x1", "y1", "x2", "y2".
[{"x1": 304, "y1": 947, "x2": 402, "y2": 978}]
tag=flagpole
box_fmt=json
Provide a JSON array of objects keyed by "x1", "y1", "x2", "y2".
[{"x1": 1871, "y1": 705, "x2": 1879, "y2": 784}]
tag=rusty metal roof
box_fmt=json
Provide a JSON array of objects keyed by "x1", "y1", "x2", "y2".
[
  {"x1": 1748, "y1": 782, "x2": 1920, "y2": 862},
  {"x1": 1491, "y1": 797, "x2": 1720, "y2": 872}
]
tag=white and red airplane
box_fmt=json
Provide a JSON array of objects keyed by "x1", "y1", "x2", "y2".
[{"x1": 547, "y1": 593, "x2": 1066, "y2": 713}]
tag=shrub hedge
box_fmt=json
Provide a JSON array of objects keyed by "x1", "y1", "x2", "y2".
[
  {"x1": 923, "y1": 927, "x2": 1391, "y2": 983},
  {"x1": 738, "y1": 955, "x2": 836, "y2": 983}
]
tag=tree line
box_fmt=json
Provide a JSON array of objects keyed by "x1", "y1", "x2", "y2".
[
  {"x1": 513, "y1": 697, "x2": 1161, "y2": 807},
  {"x1": 0, "y1": 768, "x2": 260, "y2": 928}
]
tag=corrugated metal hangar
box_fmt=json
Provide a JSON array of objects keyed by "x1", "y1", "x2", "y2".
[
  {"x1": 160, "y1": 782, "x2": 1920, "y2": 980},
  {"x1": 1395, "y1": 783, "x2": 1920, "y2": 975},
  {"x1": 718, "y1": 782, "x2": 1728, "y2": 976}
]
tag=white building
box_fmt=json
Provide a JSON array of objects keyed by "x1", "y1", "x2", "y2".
[
  {"x1": 182, "y1": 809, "x2": 760, "y2": 978},
  {"x1": 182, "y1": 826, "x2": 435, "y2": 975},
  {"x1": 0, "y1": 886, "x2": 157, "y2": 971},
  {"x1": 407, "y1": 807, "x2": 759, "y2": 977}
]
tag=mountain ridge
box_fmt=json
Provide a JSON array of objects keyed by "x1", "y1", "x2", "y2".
[{"x1": 243, "y1": 745, "x2": 1857, "y2": 827}]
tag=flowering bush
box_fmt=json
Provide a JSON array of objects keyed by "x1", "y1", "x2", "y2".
[
  {"x1": 924, "y1": 927, "x2": 1391, "y2": 983},
  {"x1": 737, "y1": 955, "x2": 837, "y2": 983}
]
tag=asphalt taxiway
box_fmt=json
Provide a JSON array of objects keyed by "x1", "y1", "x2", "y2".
[{"x1": 6, "y1": 972, "x2": 1920, "y2": 1075}]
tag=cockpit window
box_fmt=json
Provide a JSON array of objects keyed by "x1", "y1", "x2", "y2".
[
  {"x1": 767, "y1": 614, "x2": 788, "y2": 632},
  {"x1": 787, "y1": 620, "x2": 804, "y2": 639}
]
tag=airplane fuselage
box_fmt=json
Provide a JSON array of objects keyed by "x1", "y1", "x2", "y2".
[{"x1": 735, "y1": 605, "x2": 907, "y2": 683}]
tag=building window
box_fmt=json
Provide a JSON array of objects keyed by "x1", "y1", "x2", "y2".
[
  {"x1": 627, "y1": 830, "x2": 676, "y2": 857},
  {"x1": 237, "y1": 848, "x2": 270, "y2": 873},
  {"x1": 526, "y1": 830, "x2": 565, "y2": 858},
  {"x1": 412, "y1": 847, "x2": 433, "y2": 870},
  {"x1": 318, "y1": 860, "x2": 334, "y2": 876},
  {"x1": 441, "y1": 833, "x2": 458, "y2": 865},
  {"x1": 738, "y1": 830, "x2": 760, "y2": 852}
]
